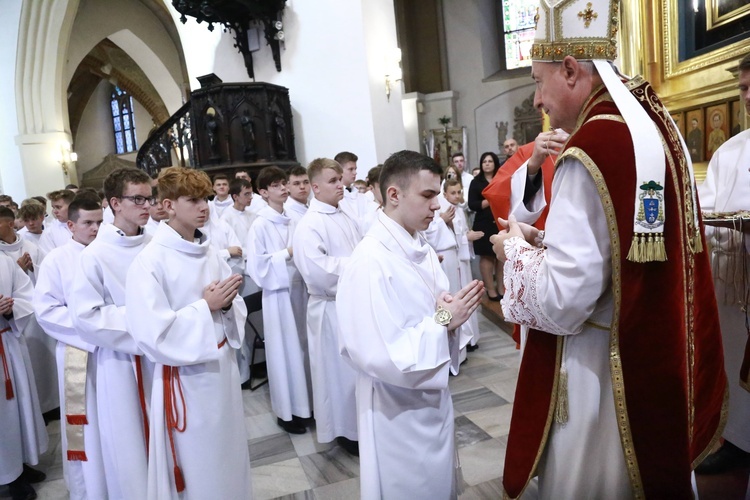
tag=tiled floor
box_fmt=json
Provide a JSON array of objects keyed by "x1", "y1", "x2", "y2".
[
  {"x1": 5, "y1": 313, "x2": 519, "y2": 500},
  {"x1": 8, "y1": 309, "x2": 749, "y2": 499}
]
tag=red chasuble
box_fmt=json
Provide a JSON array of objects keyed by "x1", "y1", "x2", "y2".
[
  {"x1": 503, "y1": 78, "x2": 727, "y2": 499},
  {"x1": 483, "y1": 142, "x2": 555, "y2": 231}
]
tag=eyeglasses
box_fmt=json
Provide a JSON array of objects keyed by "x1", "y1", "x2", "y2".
[{"x1": 120, "y1": 195, "x2": 157, "y2": 206}]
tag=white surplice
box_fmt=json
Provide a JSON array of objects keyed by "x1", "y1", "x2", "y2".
[
  {"x1": 292, "y1": 197, "x2": 360, "y2": 443},
  {"x1": 34, "y1": 240, "x2": 107, "y2": 499},
  {"x1": 126, "y1": 222, "x2": 252, "y2": 500},
  {"x1": 19, "y1": 227, "x2": 42, "y2": 246},
  {"x1": 0, "y1": 254, "x2": 48, "y2": 485},
  {"x1": 337, "y1": 210, "x2": 469, "y2": 500},
  {"x1": 220, "y1": 206, "x2": 257, "y2": 249},
  {"x1": 143, "y1": 217, "x2": 160, "y2": 237},
  {"x1": 501, "y1": 158, "x2": 632, "y2": 499},
  {"x1": 284, "y1": 197, "x2": 308, "y2": 225},
  {"x1": 438, "y1": 197, "x2": 481, "y2": 348},
  {"x1": 698, "y1": 128, "x2": 750, "y2": 452},
  {"x1": 246, "y1": 206, "x2": 312, "y2": 421},
  {"x1": 38, "y1": 218, "x2": 72, "y2": 254},
  {"x1": 0, "y1": 234, "x2": 58, "y2": 412},
  {"x1": 69, "y1": 223, "x2": 151, "y2": 500},
  {"x1": 246, "y1": 195, "x2": 268, "y2": 215},
  {"x1": 208, "y1": 196, "x2": 233, "y2": 219},
  {"x1": 339, "y1": 189, "x2": 370, "y2": 228}
]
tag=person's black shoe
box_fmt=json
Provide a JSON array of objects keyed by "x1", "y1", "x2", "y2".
[
  {"x1": 42, "y1": 407, "x2": 60, "y2": 425},
  {"x1": 277, "y1": 417, "x2": 306, "y2": 434},
  {"x1": 336, "y1": 436, "x2": 359, "y2": 456},
  {"x1": 292, "y1": 415, "x2": 314, "y2": 427},
  {"x1": 21, "y1": 465, "x2": 45, "y2": 483},
  {"x1": 466, "y1": 343, "x2": 479, "y2": 352},
  {"x1": 8, "y1": 475, "x2": 37, "y2": 500},
  {"x1": 695, "y1": 441, "x2": 750, "y2": 475}
]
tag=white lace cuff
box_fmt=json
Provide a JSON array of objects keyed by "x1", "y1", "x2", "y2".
[{"x1": 501, "y1": 237, "x2": 568, "y2": 336}]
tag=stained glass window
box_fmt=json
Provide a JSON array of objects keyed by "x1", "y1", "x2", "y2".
[
  {"x1": 110, "y1": 87, "x2": 138, "y2": 154},
  {"x1": 500, "y1": 0, "x2": 537, "y2": 71}
]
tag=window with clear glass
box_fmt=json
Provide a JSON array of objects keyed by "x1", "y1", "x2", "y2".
[
  {"x1": 500, "y1": 0, "x2": 537, "y2": 71},
  {"x1": 111, "y1": 87, "x2": 138, "y2": 154}
]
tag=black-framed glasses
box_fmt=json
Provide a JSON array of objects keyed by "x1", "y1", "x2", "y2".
[{"x1": 120, "y1": 195, "x2": 157, "y2": 206}]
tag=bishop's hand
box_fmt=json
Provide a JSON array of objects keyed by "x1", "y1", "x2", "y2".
[{"x1": 491, "y1": 215, "x2": 537, "y2": 262}]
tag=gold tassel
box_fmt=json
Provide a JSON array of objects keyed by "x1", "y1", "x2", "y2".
[
  {"x1": 655, "y1": 234, "x2": 667, "y2": 261},
  {"x1": 555, "y1": 364, "x2": 569, "y2": 425},
  {"x1": 693, "y1": 232, "x2": 703, "y2": 254},
  {"x1": 626, "y1": 233, "x2": 643, "y2": 263},
  {"x1": 645, "y1": 234, "x2": 655, "y2": 262}
]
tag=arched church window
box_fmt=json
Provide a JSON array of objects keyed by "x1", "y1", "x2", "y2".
[
  {"x1": 499, "y1": 0, "x2": 537, "y2": 71},
  {"x1": 111, "y1": 87, "x2": 138, "y2": 154}
]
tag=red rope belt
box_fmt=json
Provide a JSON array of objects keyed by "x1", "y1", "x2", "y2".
[
  {"x1": 0, "y1": 327, "x2": 13, "y2": 400},
  {"x1": 163, "y1": 337, "x2": 227, "y2": 493},
  {"x1": 135, "y1": 355, "x2": 150, "y2": 451}
]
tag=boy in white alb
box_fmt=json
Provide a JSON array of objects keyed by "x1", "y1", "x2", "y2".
[
  {"x1": 0, "y1": 252, "x2": 48, "y2": 500},
  {"x1": 38, "y1": 189, "x2": 75, "y2": 253},
  {"x1": 0, "y1": 206, "x2": 59, "y2": 415},
  {"x1": 360, "y1": 165, "x2": 383, "y2": 234},
  {"x1": 144, "y1": 186, "x2": 168, "y2": 236},
  {"x1": 17, "y1": 202, "x2": 46, "y2": 246},
  {"x1": 293, "y1": 159, "x2": 361, "y2": 454},
  {"x1": 246, "y1": 166, "x2": 312, "y2": 434},
  {"x1": 208, "y1": 174, "x2": 232, "y2": 218},
  {"x1": 284, "y1": 166, "x2": 310, "y2": 224},
  {"x1": 335, "y1": 151, "x2": 370, "y2": 224},
  {"x1": 220, "y1": 178, "x2": 256, "y2": 248},
  {"x1": 70, "y1": 168, "x2": 154, "y2": 499},
  {"x1": 441, "y1": 179, "x2": 484, "y2": 350},
  {"x1": 337, "y1": 150, "x2": 484, "y2": 499},
  {"x1": 34, "y1": 194, "x2": 107, "y2": 499},
  {"x1": 126, "y1": 167, "x2": 252, "y2": 499}
]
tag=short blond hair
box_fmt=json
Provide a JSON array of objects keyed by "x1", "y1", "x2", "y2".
[
  {"x1": 157, "y1": 166, "x2": 213, "y2": 201},
  {"x1": 307, "y1": 158, "x2": 342, "y2": 182}
]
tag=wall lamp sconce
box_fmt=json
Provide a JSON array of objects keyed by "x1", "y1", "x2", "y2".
[
  {"x1": 54, "y1": 142, "x2": 77, "y2": 176},
  {"x1": 385, "y1": 48, "x2": 403, "y2": 102}
]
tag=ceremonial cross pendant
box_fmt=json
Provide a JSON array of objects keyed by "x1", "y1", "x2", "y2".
[{"x1": 578, "y1": 2, "x2": 598, "y2": 28}]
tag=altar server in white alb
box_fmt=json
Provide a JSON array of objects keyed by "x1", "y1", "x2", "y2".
[
  {"x1": 38, "y1": 189, "x2": 75, "y2": 253},
  {"x1": 17, "y1": 201, "x2": 46, "y2": 246},
  {"x1": 220, "y1": 177, "x2": 257, "y2": 247},
  {"x1": 0, "y1": 206, "x2": 59, "y2": 416},
  {"x1": 70, "y1": 167, "x2": 154, "y2": 499},
  {"x1": 126, "y1": 167, "x2": 252, "y2": 499},
  {"x1": 144, "y1": 186, "x2": 168, "y2": 236},
  {"x1": 208, "y1": 174, "x2": 233, "y2": 218},
  {"x1": 336, "y1": 151, "x2": 370, "y2": 225},
  {"x1": 440, "y1": 179, "x2": 484, "y2": 350},
  {"x1": 0, "y1": 252, "x2": 48, "y2": 500},
  {"x1": 246, "y1": 166, "x2": 312, "y2": 435},
  {"x1": 695, "y1": 53, "x2": 750, "y2": 475},
  {"x1": 293, "y1": 158, "x2": 361, "y2": 454},
  {"x1": 284, "y1": 166, "x2": 310, "y2": 224},
  {"x1": 34, "y1": 194, "x2": 107, "y2": 499},
  {"x1": 337, "y1": 150, "x2": 484, "y2": 499}
]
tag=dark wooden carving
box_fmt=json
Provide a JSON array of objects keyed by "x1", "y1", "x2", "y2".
[{"x1": 136, "y1": 81, "x2": 298, "y2": 178}]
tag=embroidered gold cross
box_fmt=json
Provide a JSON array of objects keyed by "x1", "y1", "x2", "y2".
[{"x1": 577, "y1": 2, "x2": 598, "y2": 28}]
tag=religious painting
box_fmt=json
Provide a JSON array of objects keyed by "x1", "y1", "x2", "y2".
[
  {"x1": 731, "y1": 99, "x2": 745, "y2": 136},
  {"x1": 706, "y1": 0, "x2": 750, "y2": 30},
  {"x1": 705, "y1": 103, "x2": 729, "y2": 161},
  {"x1": 685, "y1": 109, "x2": 705, "y2": 163},
  {"x1": 671, "y1": 112, "x2": 685, "y2": 140}
]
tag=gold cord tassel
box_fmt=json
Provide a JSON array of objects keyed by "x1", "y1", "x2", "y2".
[
  {"x1": 555, "y1": 364, "x2": 569, "y2": 425},
  {"x1": 627, "y1": 233, "x2": 643, "y2": 263}
]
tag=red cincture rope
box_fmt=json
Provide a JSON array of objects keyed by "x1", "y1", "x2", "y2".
[
  {"x1": 135, "y1": 355, "x2": 150, "y2": 451},
  {"x1": 163, "y1": 337, "x2": 227, "y2": 493},
  {"x1": 0, "y1": 327, "x2": 13, "y2": 400}
]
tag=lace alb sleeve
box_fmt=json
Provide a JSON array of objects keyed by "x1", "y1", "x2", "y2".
[{"x1": 501, "y1": 236, "x2": 569, "y2": 336}]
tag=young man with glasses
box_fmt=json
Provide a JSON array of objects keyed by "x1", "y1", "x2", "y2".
[{"x1": 70, "y1": 167, "x2": 153, "y2": 499}]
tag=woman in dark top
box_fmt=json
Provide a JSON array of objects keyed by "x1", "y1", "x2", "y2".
[{"x1": 468, "y1": 152, "x2": 502, "y2": 300}]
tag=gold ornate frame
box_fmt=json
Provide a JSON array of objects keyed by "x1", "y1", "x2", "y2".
[
  {"x1": 662, "y1": 1, "x2": 750, "y2": 78},
  {"x1": 706, "y1": 0, "x2": 750, "y2": 30}
]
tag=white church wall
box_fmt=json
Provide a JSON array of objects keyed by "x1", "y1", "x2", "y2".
[
  {"x1": 166, "y1": 0, "x2": 405, "y2": 176},
  {"x1": 442, "y1": 0, "x2": 534, "y2": 168},
  {"x1": 0, "y1": 0, "x2": 24, "y2": 198}
]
